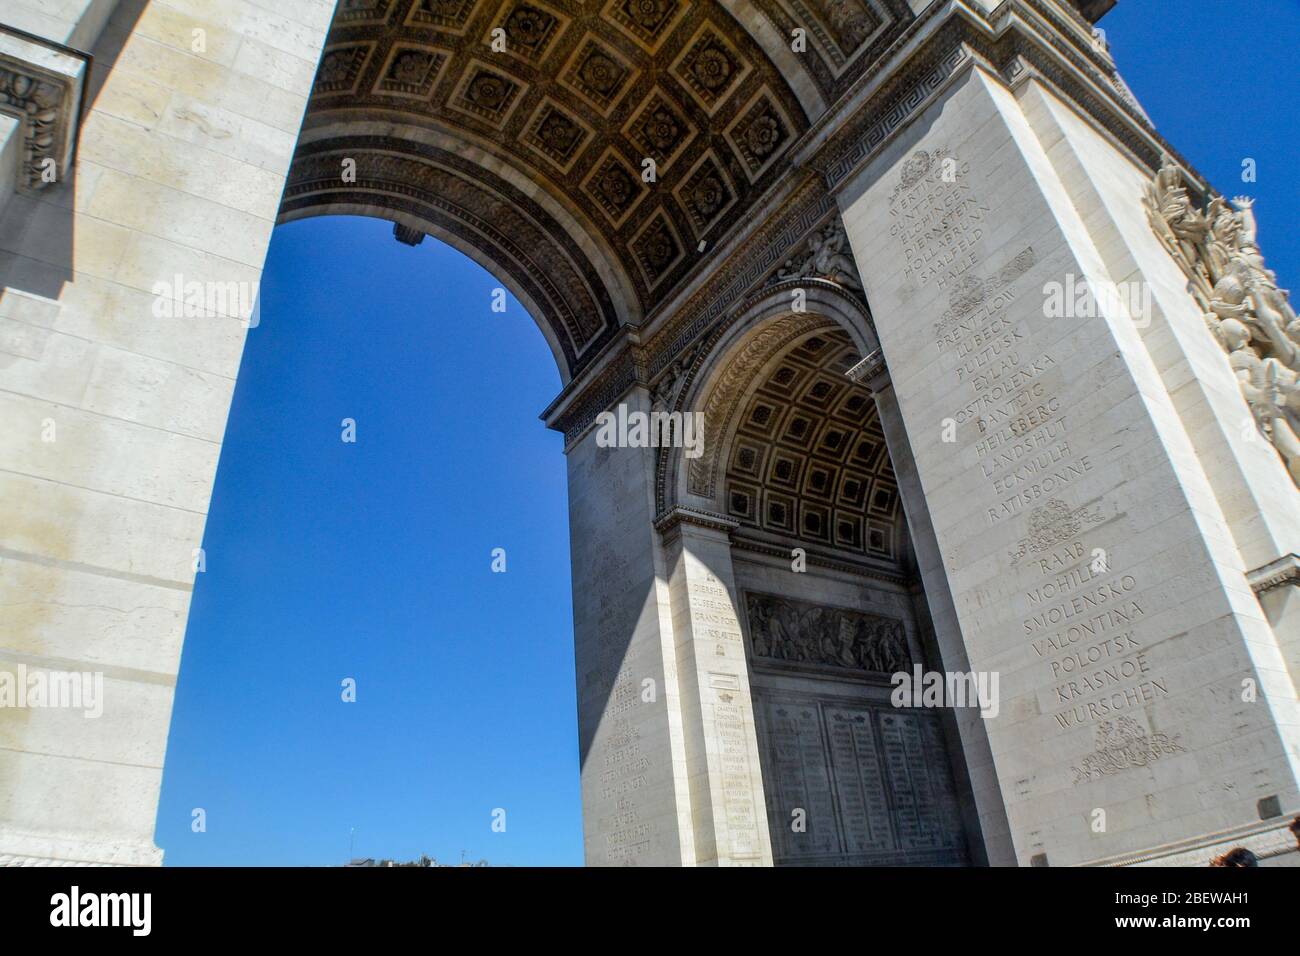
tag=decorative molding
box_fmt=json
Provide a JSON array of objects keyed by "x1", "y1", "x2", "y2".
[
  {"x1": 1247, "y1": 553, "x2": 1300, "y2": 596},
  {"x1": 730, "y1": 534, "x2": 909, "y2": 585},
  {"x1": 652, "y1": 506, "x2": 739, "y2": 535},
  {"x1": 0, "y1": 26, "x2": 91, "y2": 193},
  {"x1": 282, "y1": 136, "x2": 619, "y2": 375},
  {"x1": 547, "y1": 341, "x2": 646, "y2": 445},
  {"x1": 846, "y1": 348, "x2": 885, "y2": 385},
  {"x1": 686, "y1": 313, "x2": 831, "y2": 499},
  {"x1": 807, "y1": 0, "x2": 1200, "y2": 200},
  {"x1": 818, "y1": 42, "x2": 972, "y2": 192}
]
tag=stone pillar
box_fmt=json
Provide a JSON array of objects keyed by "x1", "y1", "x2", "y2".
[
  {"x1": 657, "y1": 508, "x2": 772, "y2": 866},
  {"x1": 1011, "y1": 76, "x2": 1300, "y2": 694},
  {"x1": 854, "y1": 356, "x2": 1016, "y2": 866},
  {"x1": 0, "y1": 0, "x2": 333, "y2": 865},
  {"x1": 565, "y1": 385, "x2": 695, "y2": 866},
  {"x1": 835, "y1": 62, "x2": 1300, "y2": 865}
]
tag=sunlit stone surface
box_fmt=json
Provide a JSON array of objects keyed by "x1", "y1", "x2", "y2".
[{"x1": 1, "y1": 0, "x2": 1295, "y2": 867}]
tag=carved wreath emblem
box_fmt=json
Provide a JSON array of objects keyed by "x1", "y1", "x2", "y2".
[{"x1": 898, "y1": 149, "x2": 934, "y2": 189}]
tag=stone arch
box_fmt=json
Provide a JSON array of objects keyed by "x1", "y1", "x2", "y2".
[
  {"x1": 652, "y1": 276, "x2": 977, "y2": 867},
  {"x1": 284, "y1": 0, "x2": 833, "y2": 381},
  {"x1": 21, "y1": 0, "x2": 1293, "y2": 871},
  {"x1": 656, "y1": 279, "x2": 880, "y2": 521},
  {"x1": 279, "y1": 130, "x2": 623, "y2": 382}
]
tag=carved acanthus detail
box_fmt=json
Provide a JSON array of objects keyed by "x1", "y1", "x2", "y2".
[
  {"x1": 1146, "y1": 155, "x2": 1300, "y2": 486},
  {"x1": 0, "y1": 58, "x2": 77, "y2": 192}
]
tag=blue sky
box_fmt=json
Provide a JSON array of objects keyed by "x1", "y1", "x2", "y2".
[
  {"x1": 156, "y1": 218, "x2": 578, "y2": 866},
  {"x1": 1104, "y1": 0, "x2": 1298, "y2": 291},
  {"x1": 155, "y1": 1, "x2": 1300, "y2": 866}
]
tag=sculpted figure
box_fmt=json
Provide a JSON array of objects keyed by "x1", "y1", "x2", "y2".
[
  {"x1": 749, "y1": 603, "x2": 772, "y2": 659},
  {"x1": 776, "y1": 602, "x2": 800, "y2": 660},
  {"x1": 808, "y1": 225, "x2": 864, "y2": 291},
  {"x1": 835, "y1": 617, "x2": 857, "y2": 668},
  {"x1": 799, "y1": 607, "x2": 822, "y2": 662},
  {"x1": 770, "y1": 222, "x2": 864, "y2": 291},
  {"x1": 1251, "y1": 283, "x2": 1300, "y2": 370},
  {"x1": 651, "y1": 360, "x2": 683, "y2": 415},
  {"x1": 880, "y1": 622, "x2": 909, "y2": 673},
  {"x1": 1145, "y1": 157, "x2": 1300, "y2": 485},
  {"x1": 1222, "y1": 319, "x2": 1300, "y2": 483}
]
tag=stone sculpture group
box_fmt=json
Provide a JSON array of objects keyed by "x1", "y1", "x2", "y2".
[{"x1": 1146, "y1": 156, "x2": 1300, "y2": 483}]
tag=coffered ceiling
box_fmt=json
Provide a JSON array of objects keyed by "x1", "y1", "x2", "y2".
[{"x1": 282, "y1": 0, "x2": 920, "y2": 377}]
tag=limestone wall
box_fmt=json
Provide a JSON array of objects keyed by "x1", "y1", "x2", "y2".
[
  {"x1": 837, "y1": 61, "x2": 1300, "y2": 865},
  {"x1": 0, "y1": 0, "x2": 334, "y2": 865}
]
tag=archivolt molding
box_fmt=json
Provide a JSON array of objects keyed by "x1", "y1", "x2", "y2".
[
  {"x1": 291, "y1": 0, "x2": 821, "y2": 328},
  {"x1": 282, "y1": 135, "x2": 621, "y2": 377},
  {"x1": 546, "y1": 191, "x2": 862, "y2": 441},
  {"x1": 684, "y1": 312, "x2": 833, "y2": 500},
  {"x1": 663, "y1": 317, "x2": 906, "y2": 573},
  {"x1": 654, "y1": 275, "x2": 876, "y2": 516},
  {"x1": 294, "y1": 114, "x2": 643, "y2": 327}
]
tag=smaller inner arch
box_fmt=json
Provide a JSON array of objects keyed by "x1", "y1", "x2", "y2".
[{"x1": 722, "y1": 329, "x2": 904, "y2": 570}]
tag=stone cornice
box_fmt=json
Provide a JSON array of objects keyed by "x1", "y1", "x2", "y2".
[
  {"x1": 0, "y1": 25, "x2": 90, "y2": 193},
  {"x1": 539, "y1": 324, "x2": 642, "y2": 429},
  {"x1": 542, "y1": 338, "x2": 647, "y2": 448},
  {"x1": 803, "y1": 0, "x2": 1204, "y2": 197},
  {"x1": 653, "y1": 506, "x2": 741, "y2": 537},
  {"x1": 1247, "y1": 553, "x2": 1300, "y2": 596},
  {"x1": 846, "y1": 348, "x2": 887, "y2": 387}
]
